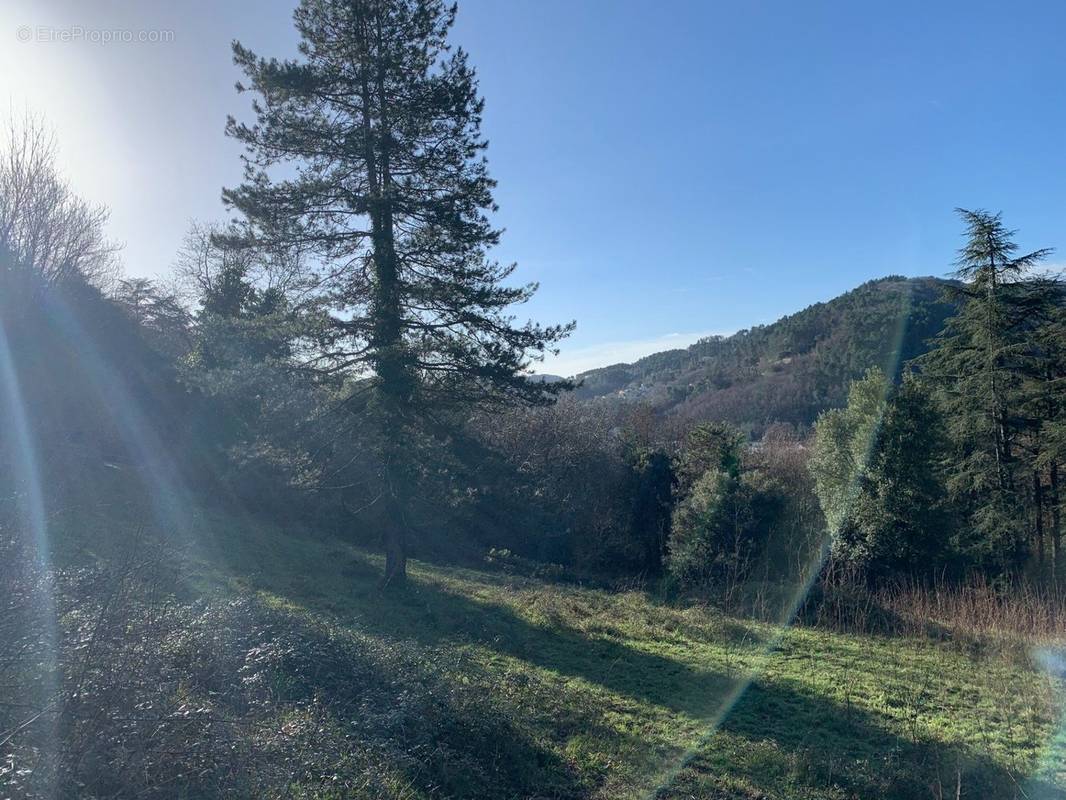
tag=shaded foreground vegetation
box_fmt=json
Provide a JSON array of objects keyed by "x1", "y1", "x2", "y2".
[{"x1": 4, "y1": 499, "x2": 1066, "y2": 799}]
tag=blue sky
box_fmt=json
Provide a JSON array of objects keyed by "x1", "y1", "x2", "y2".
[{"x1": 3, "y1": 0, "x2": 1066, "y2": 374}]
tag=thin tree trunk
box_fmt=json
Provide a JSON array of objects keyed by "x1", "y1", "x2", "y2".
[
  {"x1": 1052, "y1": 460, "x2": 1062, "y2": 577},
  {"x1": 383, "y1": 517, "x2": 408, "y2": 587},
  {"x1": 379, "y1": 456, "x2": 409, "y2": 588},
  {"x1": 1034, "y1": 470, "x2": 1045, "y2": 570}
]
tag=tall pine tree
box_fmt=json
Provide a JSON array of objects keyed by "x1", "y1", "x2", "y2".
[
  {"x1": 222, "y1": 0, "x2": 573, "y2": 584},
  {"x1": 920, "y1": 209, "x2": 1052, "y2": 570}
]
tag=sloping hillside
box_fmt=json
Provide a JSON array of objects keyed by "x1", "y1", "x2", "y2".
[
  {"x1": 575, "y1": 276, "x2": 956, "y2": 432},
  {"x1": 7, "y1": 503, "x2": 1065, "y2": 800}
]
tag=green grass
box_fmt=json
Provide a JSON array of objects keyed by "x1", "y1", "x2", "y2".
[{"x1": 46, "y1": 502, "x2": 1066, "y2": 798}]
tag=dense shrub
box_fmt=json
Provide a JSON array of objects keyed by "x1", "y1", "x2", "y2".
[
  {"x1": 665, "y1": 423, "x2": 808, "y2": 602},
  {"x1": 472, "y1": 399, "x2": 675, "y2": 575},
  {"x1": 667, "y1": 466, "x2": 790, "y2": 598}
]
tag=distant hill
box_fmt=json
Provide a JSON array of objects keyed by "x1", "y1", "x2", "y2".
[{"x1": 573, "y1": 276, "x2": 957, "y2": 433}]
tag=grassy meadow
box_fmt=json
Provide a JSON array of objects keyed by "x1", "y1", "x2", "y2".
[{"x1": 24, "y1": 501, "x2": 1062, "y2": 800}]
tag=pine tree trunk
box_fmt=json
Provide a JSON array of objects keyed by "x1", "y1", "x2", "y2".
[
  {"x1": 1034, "y1": 470, "x2": 1045, "y2": 570},
  {"x1": 360, "y1": 27, "x2": 412, "y2": 586},
  {"x1": 1052, "y1": 460, "x2": 1062, "y2": 577},
  {"x1": 382, "y1": 515, "x2": 408, "y2": 588},
  {"x1": 985, "y1": 247, "x2": 1016, "y2": 494}
]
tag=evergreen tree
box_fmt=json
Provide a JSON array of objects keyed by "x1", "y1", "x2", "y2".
[
  {"x1": 668, "y1": 468, "x2": 752, "y2": 593},
  {"x1": 667, "y1": 427, "x2": 786, "y2": 598},
  {"x1": 624, "y1": 447, "x2": 674, "y2": 575},
  {"x1": 1016, "y1": 275, "x2": 1066, "y2": 573},
  {"x1": 919, "y1": 209, "x2": 1052, "y2": 571},
  {"x1": 810, "y1": 370, "x2": 948, "y2": 577},
  {"x1": 222, "y1": 0, "x2": 572, "y2": 584},
  {"x1": 175, "y1": 230, "x2": 320, "y2": 511},
  {"x1": 845, "y1": 377, "x2": 949, "y2": 577},
  {"x1": 809, "y1": 368, "x2": 888, "y2": 538},
  {"x1": 676, "y1": 421, "x2": 744, "y2": 498},
  {"x1": 1042, "y1": 301, "x2": 1066, "y2": 573}
]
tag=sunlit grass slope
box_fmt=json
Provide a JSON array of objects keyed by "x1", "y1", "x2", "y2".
[
  {"x1": 48, "y1": 500, "x2": 1066, "y2": 799},
  {"x1": 111, "y1": 508, "x2": 1060, "y2": 800}
]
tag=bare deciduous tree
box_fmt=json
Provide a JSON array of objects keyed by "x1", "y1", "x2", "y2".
[
  {"x1": 0, "y1": 112, "x2": 120, "y2": 287},
  {"x1": 173, "y1": 220, "x2": 310, "y2": 312}
]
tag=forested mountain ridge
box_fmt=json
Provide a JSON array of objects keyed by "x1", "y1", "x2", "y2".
[{"x1": 573, "y1": 276, "x2": 957, "y2": 432}]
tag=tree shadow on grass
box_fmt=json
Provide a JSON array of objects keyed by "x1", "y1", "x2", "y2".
[
  {"x1": 360, "y1": 572, "x2": 735, "y2": 718},
  {"x1": 181, "y1": 594, "x2": 591, "y2": 800},
  {"x1": 658, "y1": 674, "x2": 1066, "y2": 800},
  {"x1": 377, "y1": 574, "x2": 1066, "y2": 799},
  {"x1": 231, "y1": 552, "x2": 1066, "y2": 800}
]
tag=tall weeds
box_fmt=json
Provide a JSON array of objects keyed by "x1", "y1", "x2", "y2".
[{"x1": 806, "y1": 565, "x2": 1066, "y2": 646}]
